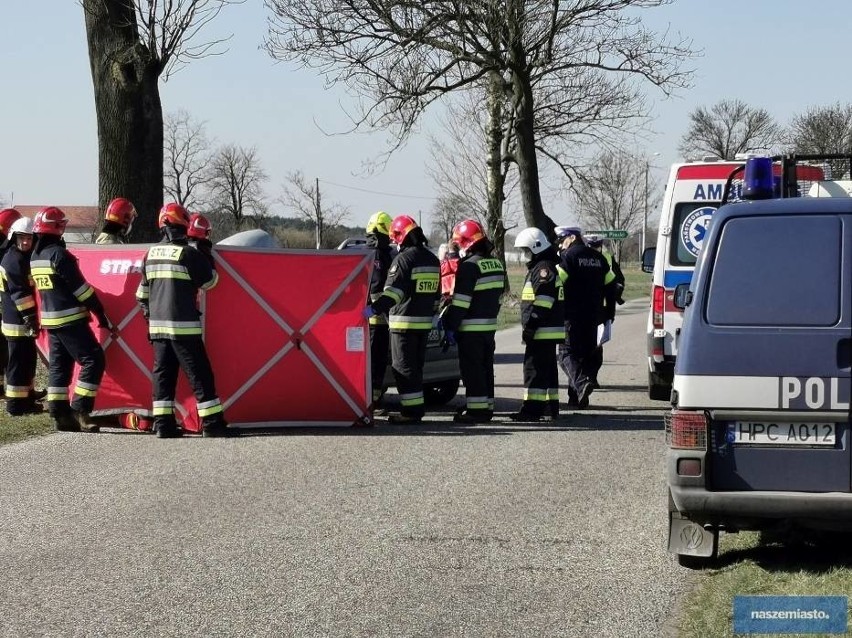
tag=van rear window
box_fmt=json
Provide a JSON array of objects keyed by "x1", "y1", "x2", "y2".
[
  {"x1": 669, "y1": 202, "x2": 719, "y2": 266},
  {"x1": 705, "y1": 215, "x2": 842, "y2": 326}
]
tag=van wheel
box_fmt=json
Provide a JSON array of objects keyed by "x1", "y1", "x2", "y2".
[
  {"x1": 425, "y1": 379, "x2": 460, "y2": 405},
  {"x1": 648, "y1": 370, "x2": 671, "y2": 401}
]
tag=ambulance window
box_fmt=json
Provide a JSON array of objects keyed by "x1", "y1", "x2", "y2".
[
  {"x1": 669, "y1": 203, "x2": 719, "y2": 266},
  {"x1": 705, "y1": 215, "x2": 841, "y2": 326}
]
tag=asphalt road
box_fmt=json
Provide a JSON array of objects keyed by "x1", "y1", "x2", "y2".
[{"x1": 0, "y1": 298, "x2": 690, "y2": 638}]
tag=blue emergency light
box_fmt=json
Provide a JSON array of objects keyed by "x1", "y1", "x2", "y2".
[{"x1": 742, "y1": 156, "x2": 774, "y2": 200}]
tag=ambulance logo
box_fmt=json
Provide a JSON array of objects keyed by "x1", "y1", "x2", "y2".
[{"x1": 680, "y1": 207, "x2": 715, "y2": 257}]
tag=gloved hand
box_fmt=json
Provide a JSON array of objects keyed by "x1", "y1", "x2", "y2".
[
  {"x1": 522, "y1": 327, "x2": 535, "y2": 344},
  {"x1": 362, "y1": 306, "x2": 376, "y2": 320},
  {"x1": 441, "y1": 329, "x2": 456, "y2": 352},
  {"x1": 23, "y1": 315, "x2": 40, "y2": 336}
]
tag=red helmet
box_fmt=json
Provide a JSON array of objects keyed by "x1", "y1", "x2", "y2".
[
  {"x1": 157, "y1": 202, "x2": 190, "y2": 229},
  {"x1": 389, "y1": 214, "x2": 419, "y2": 246},
  {"x1": 32, "y1": 207, "x2": 69, "y2": 236},
  {"x1": 104, "y1": 197, "x2": 137, "y2": 228},
  {"x1": 0, "y1": 208, "x2": 23, "y2": 237},
  {"x1": 451, "y1": 219, "x2": 486, "y2": 252},
  {"x1": 187, "y1": 213, "x2": 212, "y2": 239}
]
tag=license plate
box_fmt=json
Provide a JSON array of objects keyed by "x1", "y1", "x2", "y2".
[{"x1": 728, "y1": 422, "x2": 836, "y2": 446}]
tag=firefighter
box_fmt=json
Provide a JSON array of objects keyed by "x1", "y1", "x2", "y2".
[
  {"x1": 0, "y1": 207, "x2": 23, "y2": 400},
  {"x1": 362, "y1": 215, "x2": 440, "y2": 424},
  {"x1": 187, "y1": 213, "x2": 214, "y2": 265},
  {"x1": 510, "y1": 227, "x2": 565, "y2": 422},
  {"x1": 95, "y1": 197, "x2": 137, "y2": 245},
  {"x1": 439, "y1": 241, "x2": 460, "y2": 310},
  {"x1": 440, "y1": 220, "x2": 505, "y2": 423},
  {"x1": 364, "y1": 211, "x2": 394, "y2": 411},
  {"x1": 1, "y1": 217, "x2": 44, "y2": 415},
  {"x1": 585, "y1": 234, "x2": 621, "y2": 388},
  {"x1": 554, "y1": 226, "x2": 615, "y2": 409},
  {"x1": 136, "y1": 203, "x2": 231, "y2": 438},
  {"x1": 31, "y1": 207, "x2": 113, "y2": 432}
]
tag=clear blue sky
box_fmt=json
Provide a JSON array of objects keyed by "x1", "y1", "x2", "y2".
[{"x1": 2, "y1": 1, "x2": 851, "y2": 230}]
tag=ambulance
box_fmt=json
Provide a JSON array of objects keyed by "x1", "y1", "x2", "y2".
[{"x1": 644, "y1": 158, "x2": 824, "y2": 400}]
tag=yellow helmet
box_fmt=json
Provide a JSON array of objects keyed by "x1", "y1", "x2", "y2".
[{"x1": 366, "y1": 211, "x2": 392, "y2": 236}]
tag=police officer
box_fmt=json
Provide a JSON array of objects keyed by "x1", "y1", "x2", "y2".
[
  {"x1": 441, "y1": 220, "x2": 506, "y2": 423},
  {"x1": 585, "y1": 234, "x2": 620, "y2": 388},
  {"x1": 187, "y1": 213, "x2": 214, "y2": 265},
  {"x1": 364, "y1": 211, "x2": 394, "y2": 411},
  {"x1": 31, "y1": 207, "x2": 113, "y2": 432},
  {"x1": 95, "y1": 197, "x2": 137, "y2": 245},
  {"x1": 1, "y1": 217, "x2": 43, "y2": 415},
  {"x1": 136, "y1": 203, "x2": 230, "y2": 438},
  {"x1": 510, "y1": 227, "x2": 565, "y2": 422},
  {"x1": 363, "y1": 215, "x2": 440, "y2": 424},
  {"x1": 0, "y1": 208, "x2": 22, "y2": 398},
  {"x1": 554, "y1": 226, "x2": 614, "y2": 409}
]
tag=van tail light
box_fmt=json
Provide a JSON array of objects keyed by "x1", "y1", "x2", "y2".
[
  {"x1": 652, "y1": 285, "x2": 665, "y2": 328},
  {"x1": 665, "y1": 410, "x2": 708, "y2": 450}
]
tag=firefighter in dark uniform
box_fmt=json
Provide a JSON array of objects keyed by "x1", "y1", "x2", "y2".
[
  {"x1": 364, "y1": 211, "x2": 394, "y2": 410},
  {"x1": 363, "y1": 214, "x2": 440, "y2": 424},
  {"x1": 585, "y1": 234, "x2": 621, "y2": 388},
  {"x1": 187, "y1": 213, "x2": 215, "y2": 266},
  {"x1": 95, "y1": 197, "x2": 137, "y2": 245},
  {"x1": 440, "y1": 219, "x2": 506, "y2": 423},
  {"x1": 2, "y1": 215, "x2": 45, "y2": 415},
  {"x1": 554, "y1": 226, "x2": 615, "y2": 409},
  {"x1": 31, "y1": 207, "x2": 113, "y2": 432},
  {"x1": 510, "y1": 227, "x2": 565, "y2": 421},
  {"x1": 0, "y1": 208, "x2": 23, "y2": 398},
  {"x1": 136, "y1": 203, "x2": 230, "y2": 438}
]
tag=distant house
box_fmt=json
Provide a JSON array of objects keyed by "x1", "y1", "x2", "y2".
[{"x1": 14, "y1": 205, "x2": 100, "y2": 243}]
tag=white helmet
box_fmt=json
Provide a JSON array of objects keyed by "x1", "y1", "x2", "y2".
[
  {"x1": 8, "y1": 216, "x2": 34, "y2": 239},
  {"x1": 514, "y1": 227, "x2": 550, "y2": 255}
]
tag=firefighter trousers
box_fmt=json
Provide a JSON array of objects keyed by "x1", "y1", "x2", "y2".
[
  {"x1": 457, "y1": 332, "x2": 496, "y2": 415},
  {"x1": 558, "y1": 318, "x2": 597, "y2": 396},
  {"x1": 369, "y1": 324, "x2": 389, "y2": 403},
  {"x1": 4, "y1": 337, "x2": 37, "y2": 415},
  {"x1": 47, "y1": 322, "x2": 105, "y2": 416},
  {"x1": 390, "y1": 330, "x2": 428, "y2": 418},
  {"x1": 0, "y1": 334, "x2": 7, "y2": 383},
  {"x1": 152, "y1": 338, "x2": 224, "y2": 428},
  {"x1": 521, "y1": 340, "x2": 559, "y2": 417}
]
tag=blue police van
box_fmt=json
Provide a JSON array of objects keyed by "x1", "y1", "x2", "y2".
[{"x1": 666, "y1": 155, "x2": 852, "y2": 567}]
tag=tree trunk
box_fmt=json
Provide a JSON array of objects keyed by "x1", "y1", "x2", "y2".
[
  {"x1": 512, "y1": 69, "x2": 554, "y2": 239},
  {"x1": 84, "y1": 0, "x2": 164, "y2": 242},
  {"x1": 485, "y1": 70, "x2": 507, "y2": 264}
]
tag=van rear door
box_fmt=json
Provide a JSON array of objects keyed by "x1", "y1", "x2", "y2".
[{"x1": 682, "y1": 210, "x2": 852, "y2": 492}]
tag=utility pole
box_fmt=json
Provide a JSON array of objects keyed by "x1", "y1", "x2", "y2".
[{"x1": 315, "y1": 177, "x2": 322, "y2": 249}]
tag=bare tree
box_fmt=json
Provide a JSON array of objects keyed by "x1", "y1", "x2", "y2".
[
  {"x1": 678, "y1": 99, "x2": 781, "y2": 161},
  {"x1": 265, "y1": 0, "x2": 693, "y2": 237},
  {"x1": 163, "y1": 110, "x2": 213, "y2": 210},
  {"x1": 206, "y1": 144, "x2": 268, "y2": 228},
  {"x1": 430, "y1": 193, "x2": 470, "y2": 247},
  {"x1": 571, "y1": 151, "x2": 661, "y2": 258},
  {"x1": 786, "y1": 103, "x2": 852, "y2": 155},
  {"x1": 83, "y1": 0, "x2": 243, "y2": 240},
  {"x1": 280, "y1": 171, "x2": 349, "y2": 248}
]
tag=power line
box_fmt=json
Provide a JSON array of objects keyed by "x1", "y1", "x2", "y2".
[{"x1": 318, "y1": 178, "x2": 437, "y2": 201}]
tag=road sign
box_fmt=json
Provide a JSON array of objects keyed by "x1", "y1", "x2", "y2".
[{"x1": 587, "y1": 229, "x2": 629, "y2": 240}]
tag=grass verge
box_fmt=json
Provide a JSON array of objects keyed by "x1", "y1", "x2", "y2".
[
  {"x1": 1, "y1": 364, "x2": 53, "y2": 446},
  {"x1": 680, "y1": 531, "x2": 852, "y2": 637}
]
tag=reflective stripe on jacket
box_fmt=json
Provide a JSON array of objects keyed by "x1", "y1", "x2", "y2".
[
  {"x1": 371, "y1": 244, "x2": 440, "y2": 332},
  {"x1": 441, "y1": 254, "x2": 506, "y2": 333},
  {"x1": 30, "y1": 242, "x2": 100, "y2": 330},
  {"x1": 0, "y1": 246, "x2": 37, "y2": 338}
]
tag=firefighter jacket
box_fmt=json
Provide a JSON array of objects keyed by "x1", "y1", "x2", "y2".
[
  {"x1": 136, "y1": 239, "x2": 218, "y2": 339},
  {"x1": 370, "y1": 244, "x2": 440, "y2": 331},
  {"x1": 557, "y1": 241, "x2": 614, "y2": 322},
  {"x1": 95, "y1": 232, "x2": 122, "y2": 245},
  {"x1": 366, "y1": 234, "x2": 394, "y2": 327},
  {"x1": 31, "y1": 240, "x2": 107, "y2": 330},
  {"x1": 441, "y1": 252, "x2": 506, "y2": 333},
  {"x1": 520, "y1": 248, "x2": 565, "y2": 341},
  {"x1": 0, "y1": 246, "x2": 37, "y2": 338}
]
